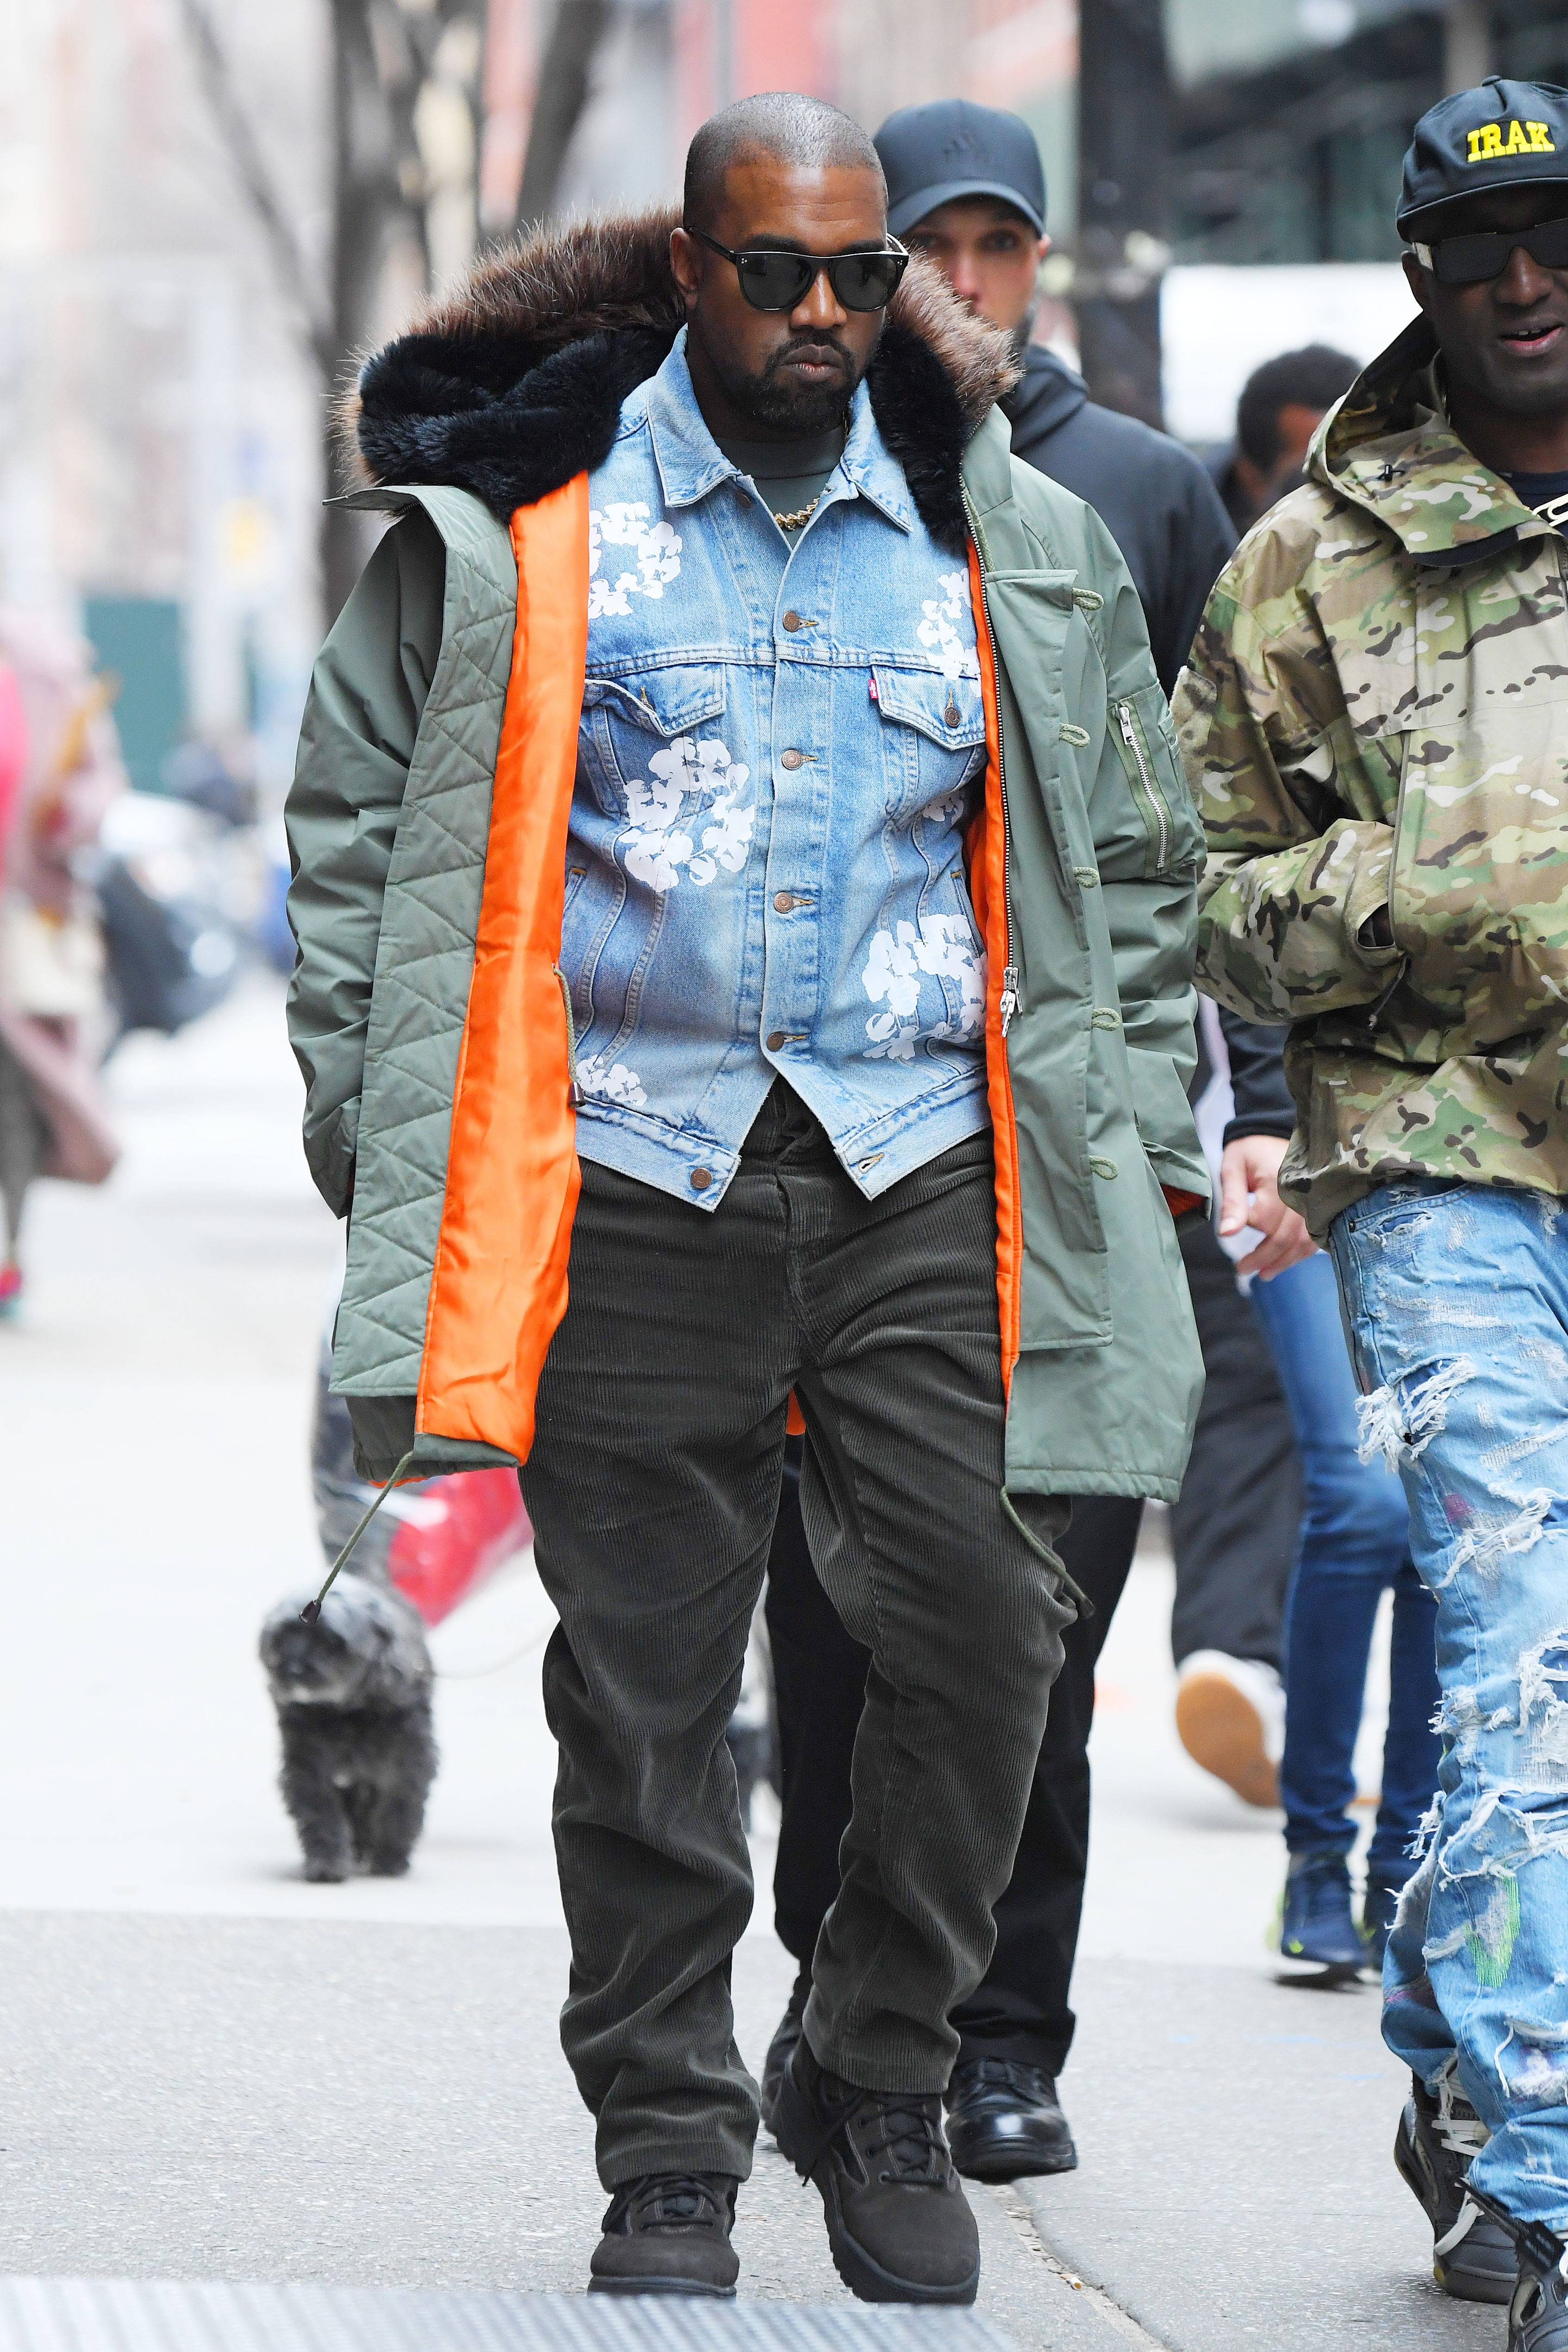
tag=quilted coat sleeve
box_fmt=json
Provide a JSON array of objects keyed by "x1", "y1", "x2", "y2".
[{"x1": 285, "y1": 509, "x2": 447, "y2": 1217}]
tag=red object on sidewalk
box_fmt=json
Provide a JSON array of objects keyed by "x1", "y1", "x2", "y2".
[{"x1": 386, "y1": 1469, "x2": 531, "y2": 1626}]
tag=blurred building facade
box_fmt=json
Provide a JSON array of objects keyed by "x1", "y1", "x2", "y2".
[
  {"x1": 1171, "y1": 0, "x2": 1568, "y2": 265},
  {"x1": 0, "y1": 0, "x2": 331, "y2": 795}
]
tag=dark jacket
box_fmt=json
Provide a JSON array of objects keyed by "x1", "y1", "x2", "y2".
[
  {"x1": 1001, "y1": 346, "x2": 1236, "y2": 695},
  {"x1": 1219, "y1": 1008, "x2": 1295, "y2": 1148}
]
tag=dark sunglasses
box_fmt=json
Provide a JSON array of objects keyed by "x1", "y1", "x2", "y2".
[
  {"x1": 1412, "y1": 215, "x2": 1568, "y2": 285},
  {"x1": 691, "y1": 228, "x2": 909, "y2": 313}
]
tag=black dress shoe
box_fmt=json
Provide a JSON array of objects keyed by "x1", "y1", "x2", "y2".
[
  {"x1": 761, "y1": 1965, "x2": 810, "y2": 2129},
  {"x1": 771, "y1": 2036, "x2": 980, "y2": 2304},
  {"x1": 945, "y1": 2058, "x2": 1078, "y2": 2182},
  {"x1": 588, "y1": 2171, "x2": 740, "y2": 2296}
]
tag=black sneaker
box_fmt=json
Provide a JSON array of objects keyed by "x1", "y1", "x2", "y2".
[
  {"x1": 945, "y1": 2057, "x2": 1078, "y2": 2182},
  {"x1": 1512, "y1": 2261, "x2": 1568, "y2": 2351},
  {"x1": 588, "y1": 2171, "x2": 740, "y2": 2296},
  {"x1": 1393, "y1": 2069, "x2": 1514, "y2": 2304},
  {"x1": 1278, "y1": 1849, "x2": 1363, "y2": 1979},
  {"x1": 761, "y1": 1966, "x2": 810, "y2": 2131},
  {"x1": 771, "y1": 2037, "x2": 979, "y2": 2304}
]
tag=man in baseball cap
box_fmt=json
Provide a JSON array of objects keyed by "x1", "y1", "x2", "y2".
[
  {"x1": 1398, "y1": 75, "x2": 1568, "y2": 243},
  {"x1": 1181, "y1": 74, "x2": 1568, "y2": 2350},
  {"x1": 870, "y1": 100, "x2": 1232, "y2": 693}
]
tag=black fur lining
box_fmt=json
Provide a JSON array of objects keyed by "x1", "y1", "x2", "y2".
[
  {"x1": 357, "y1": 322, "x2": 978, "y2": 555},
  {"x1": 863, "y1": 320, "x2": 973, "y2": 555},
  {"x1": 356, "y1": 324, "x2": 680, "y2": 524}
]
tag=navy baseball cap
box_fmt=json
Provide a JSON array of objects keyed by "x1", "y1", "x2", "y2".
[
  {"x1": 873, "y1": 100, "x2": 1046, "y2": 241},
  {"x1": 1398, "y1": 77, "x2": 1568, "y2": 236}
]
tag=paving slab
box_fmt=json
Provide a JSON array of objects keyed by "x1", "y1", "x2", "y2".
[
  {"x1": 0, "y1": 2279, "x2": 1015, "y2": 2352},
  {"x1": 1019, "y1": 1958, "x2": 1498, "y2": 2352},
  {"x1": 0, "y1": 1913, "x2": 1130, "y2": 2351}
]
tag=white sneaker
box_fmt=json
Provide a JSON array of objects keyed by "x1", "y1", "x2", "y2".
[{"x1": 1174, "y1": 1651, "x2": 1285, "y2": 1808}]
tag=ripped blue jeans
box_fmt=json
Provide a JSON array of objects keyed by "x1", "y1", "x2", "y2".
[{"x1": 1332, "y1": 1179, "x2": 1568, "y2": 2232}]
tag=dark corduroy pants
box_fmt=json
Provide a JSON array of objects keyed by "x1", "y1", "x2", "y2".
[
  {"x1": 520, "y1": 1084, "x2": 1071, "y2": 2187},
  {"x1": 766, "y1": 1210, "x2": 1303, "y2": 2083}
]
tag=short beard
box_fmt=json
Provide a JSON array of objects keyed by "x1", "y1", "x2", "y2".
[{"x1": 694, "y1": 321, "x2": 870, "y2": 436}]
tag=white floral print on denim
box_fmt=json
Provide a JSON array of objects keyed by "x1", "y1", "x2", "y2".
[
  {"x1": 917, "y1": 571, "x2": 981, "y2": 682},
  {"x1": 588, "y1": 502, "x2": 683, "y2": 618},
  {"x1": 576, "y1": 1053, "x2": 648, "y2": 1110},
  {"x1": 860, "y1": 914, "x2": 987, "y2": 1060},
  {"x1": 622, "y1": 736, "x2": 754, "y2": 894}
]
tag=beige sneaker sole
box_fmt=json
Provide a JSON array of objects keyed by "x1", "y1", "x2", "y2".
[{"x1": 1175, "y1": 1672, "x2": 1280, "y2": 1808}]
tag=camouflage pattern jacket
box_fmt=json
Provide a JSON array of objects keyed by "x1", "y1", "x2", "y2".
[{"x1": 1176, "y1": 313, "x2": 1568, "y2": 1237}]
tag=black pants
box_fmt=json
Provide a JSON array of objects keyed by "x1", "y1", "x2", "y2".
[
  {"x1": 521, "y1": 1086, "x2": 1071, "y2": 2185},
  {"x1": 768, "y1": 1208, "x2": 1300, "y2": 2078}
]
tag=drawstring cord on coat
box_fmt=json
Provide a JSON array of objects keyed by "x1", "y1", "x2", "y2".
[
  {"x1": 300, "y1": 1449, "x2": 418, "y2": 1625},
  {"x1": 1000, "y1": 1488, "x2": 1093, "y2": 1618}
]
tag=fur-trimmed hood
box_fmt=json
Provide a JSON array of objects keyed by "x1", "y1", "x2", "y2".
[{"x1": 352, "y1": 209, "x2": 1017, "y2": 555}]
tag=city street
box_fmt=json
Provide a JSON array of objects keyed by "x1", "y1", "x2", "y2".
[{"x1": 0, "y1": 980, "x2": 1495, "y2": 2350}]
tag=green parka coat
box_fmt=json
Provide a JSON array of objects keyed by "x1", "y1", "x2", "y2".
[{"x1": 285, "y1": 214, "x2": 1208, "y2": 1506}]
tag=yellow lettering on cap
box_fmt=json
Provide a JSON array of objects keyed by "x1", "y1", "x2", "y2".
[
  {"x1": 1478, "y1": 122, "x2": 1506, "y2": 159},
  {"x1": 1529, "y1": 122, "x2": 1557, "y2": 153},
  {"x1": 1468, "y1": 127, "x2": 1485, "y2": 162},
  {"x1": 1506, "y1": 119, "x2": 1532, "y2": 155}
]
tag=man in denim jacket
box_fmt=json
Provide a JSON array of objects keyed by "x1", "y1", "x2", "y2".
[{"x1": 287, "y1": 92, "x2": 1205, "y2": 2305}]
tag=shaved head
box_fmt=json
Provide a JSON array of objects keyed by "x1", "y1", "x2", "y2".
[{"x1": 683, "y1": 92, "x2": 885, "y2": 236}]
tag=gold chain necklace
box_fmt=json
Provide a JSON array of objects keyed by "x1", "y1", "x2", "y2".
[{"x1": 773, "y1": 493, "x2": 822, "y2": 533}]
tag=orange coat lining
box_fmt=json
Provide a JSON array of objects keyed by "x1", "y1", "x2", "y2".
[
  {"x1": 415, "y1": 475, "x2": 588, "y2": 1461},
  {"x1": 965, "y1": 543, "x2": 1023, "y2": 1400}
]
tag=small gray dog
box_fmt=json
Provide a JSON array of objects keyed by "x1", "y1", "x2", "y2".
[{"x1": 260, "y1": 1574, "x2": 437, "y2": 1882}]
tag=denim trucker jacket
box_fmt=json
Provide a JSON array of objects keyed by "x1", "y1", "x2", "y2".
[{"x1": 565, "y1": 332, "x2": 992, "y2": 1208}]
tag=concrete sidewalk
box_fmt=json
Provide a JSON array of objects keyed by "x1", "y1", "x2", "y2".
[{"x1": 0, "y1": 981, "x2": 1492, "y2": 2349}]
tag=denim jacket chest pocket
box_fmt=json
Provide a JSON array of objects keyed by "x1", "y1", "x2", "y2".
[
  {"x1": 870, "y1": 664, "x2": 988, "y2": 824},
  {"x1": 579, "y1": 664, "x2": 730, "y2": 819}
]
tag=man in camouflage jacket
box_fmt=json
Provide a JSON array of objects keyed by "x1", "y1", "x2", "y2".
[{"x1": 1178, "y1": 76, "x2": 1568, "y2": 2348}]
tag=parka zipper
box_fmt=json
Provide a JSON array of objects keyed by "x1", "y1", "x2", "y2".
[
  {"x1": 962, "y1": 490, "x2": 1020, "y2": 1036},
  {"x1": 554, "y1": 964, "x2": 582, "y2": 1105},
  {"x1": 1117, "y1": 699, "x2": 1169, "y2": 874}
]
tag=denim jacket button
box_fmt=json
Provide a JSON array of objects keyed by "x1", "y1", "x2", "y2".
[
  {"x1": 689, "y1": 1167, "x2": 712, "y2": 1192},
  {"x1": 766, "y1": 1031, "x2": 787, "y2": 1050},
  {"x1": 782, "y1": 611, "x2": 803, "y2": 632},
  {"x1": 773, "y1": 891, "x2": 798, "y2": 912},
  {"x1": 780, "y1": 749, "x2": 805, "y2": 770}
]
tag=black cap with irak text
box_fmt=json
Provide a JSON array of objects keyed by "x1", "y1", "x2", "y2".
[
  {"x1": 1398, "y1": 77, "x2": 1568, "y2": 236},
  {"x1": 874, "y1": 100, "x2": 1046, "y2": 242}
]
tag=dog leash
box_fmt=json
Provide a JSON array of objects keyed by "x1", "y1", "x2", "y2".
[{"x1": 300, "y1": 1448, "x2": 418, "y2": 1625}]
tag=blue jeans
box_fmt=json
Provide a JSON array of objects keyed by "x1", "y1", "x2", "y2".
[
  {"x1": 1250, "y1": 1250, "x2": 1438, "y2": 1878},
  {"x1": 1332, "y1": 1180, "x2": 1568, "y2": 2232}
]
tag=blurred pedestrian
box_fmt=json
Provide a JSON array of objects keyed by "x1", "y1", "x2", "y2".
[
  {"x1": 1213, "y1": 1056, "x2": 1440, "y2": 1979},
  {"x1": 878, "y1": 97, "x2": 1233, "y2": 693},
  {"x1": 1181, "y1": 74, "x2": 1568, "y2": 2334},
  {"x1": 287, "y1": 93, "x2": 1206, "y2": 2304},
  {"x1": 0, "y1": 613, "x2": 122, "y2": 1315},
  {"x1": 1211, "y1": 344, "x2": 1360, "y2": 535},
  {"x1": 754, "y1": 95, "x2": 1301, "y2": 2193}
]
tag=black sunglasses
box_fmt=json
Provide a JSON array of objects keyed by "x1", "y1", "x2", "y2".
[
  {"x1": 690, "y1": 228, "x2": 910, "y2": 313},
  {"x1": 1412, "y1": 215, "x2": 1568, "y2": 285}
]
